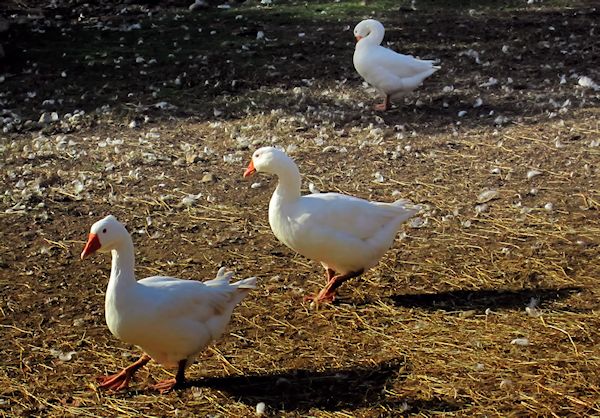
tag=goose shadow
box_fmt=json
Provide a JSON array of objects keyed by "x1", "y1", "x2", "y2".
[
  {"x1": 388, "y1": 286, "x2": 583, "y2": 312},
  {"x1": 186, "y1": 358, "x2": 462, "y2": 413}
]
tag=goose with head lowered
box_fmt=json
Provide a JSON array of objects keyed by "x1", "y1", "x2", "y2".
[
  {"x1": 80, "y1": 215, "x2": 256, "y2": 393},
  {"x1": 353, "y1": 19, "x2": 440, "y2": 111},
  {"x1": 244, "y1": 147, "x2": 418, "y2": 303}
]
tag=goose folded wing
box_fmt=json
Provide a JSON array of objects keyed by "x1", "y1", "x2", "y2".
[
  {"x1": 298, "y1": 193, "x2": 410, "y2": 240},
  {"x1": 138, "y1": 277, "x2": 239, "y2": 323},
  {"x1": 373, "y1": 47, "x2": 435, "y2": 77}
]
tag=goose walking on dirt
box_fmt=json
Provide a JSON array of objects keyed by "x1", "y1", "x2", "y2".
[
  {"x1": 243, "y1": 147, "x2": 418, "y2": 303},
  {"x1": 353, "y1": 19, "x2": 440, "y2": 111},
  {"x1": 81, "y1": 215, "x2": 256, "y2": 393}
]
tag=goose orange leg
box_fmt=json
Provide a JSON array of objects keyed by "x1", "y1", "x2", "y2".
[
  {"x1": 307, "y1": 269, "x2": 365, "y2": 304},
  {"x1": 325, "y1": 268, "x2": 336, "y2": 282},
  {"x1": 153, "y1": 359, "x2": 187, "y2": 394},
  {"x1": 303, "y1": 268, "x2": 337, "y2": 302},
  {"x1": 374, "y1": 95, "x2": 391, "y2": 111},
  {"x1": 96, "y1": 353, "x2": 151, "y2": 391}
]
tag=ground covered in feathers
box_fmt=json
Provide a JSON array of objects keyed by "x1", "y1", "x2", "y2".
[{"x1": 1, "y1": 0, "x2": 599, "y2": 416}]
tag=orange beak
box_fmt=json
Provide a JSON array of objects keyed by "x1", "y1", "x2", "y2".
[
  {"x1": 81, "y1": 233, "x2": 101, "y2": 260},
  {"x1": 243, "y1": 160, "x2": 256, "y2": 178},
  {"x1": 355, "y1": 35, "x2": 363, "y2": 42}
]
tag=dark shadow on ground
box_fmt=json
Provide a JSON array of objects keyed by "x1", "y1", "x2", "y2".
[
  {"x1": 186, "y1": 358, "x2": 463, "y2": 413},
  {"x1": 389, "y1": 286, "x2": 583, "y2": 311}
]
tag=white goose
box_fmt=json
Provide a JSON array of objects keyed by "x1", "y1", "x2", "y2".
[
  {"x1": 244, "y1": 147, "x2": 417, "y2": 303},
  {"x1": 353, "y1": 19, "x2": 440, "y2": 111},
  {"x1": 80, "y1": 215, "x2": 256, "y2": 393}
]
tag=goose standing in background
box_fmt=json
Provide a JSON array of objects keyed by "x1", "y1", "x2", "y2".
[{"x1": 353, "y1": 19, "x2": 440, "y2": 111}]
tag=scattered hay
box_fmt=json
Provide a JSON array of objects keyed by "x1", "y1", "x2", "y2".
[{"x1": 1, "y1": 1, "x2": 599, "y2": 416}]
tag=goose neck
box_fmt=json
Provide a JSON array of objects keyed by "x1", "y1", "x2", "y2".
[
  {"x1": 365, "y1": 21, "x2": 384, "y2": 45},
  {"x1": 272, "y1": 162, "x2": 301, "y2": 203},
  {"x1": 109, "y1": 238, "x2": 137, "y2": 289}
]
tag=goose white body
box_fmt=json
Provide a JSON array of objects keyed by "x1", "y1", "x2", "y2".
[
  {"x1": 353, "y1": 19, "x2": 439, "y2": 104},
  {"x1": 268, "y1": 191, "x2": 415, "y2": 274},
  {"x1": 81, "y1": 215, "x2": 256, "y2": 390},
  {"x1": 244, "y1": 147, "x2": 417, "y2": 301},
  {"x1": 105, "y1": 268, "x2": 253, "y2": 368}
]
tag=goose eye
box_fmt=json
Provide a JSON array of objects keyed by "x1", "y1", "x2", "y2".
[{"x1": 102, "y1": 228, "x2": 107, "y2": 234}]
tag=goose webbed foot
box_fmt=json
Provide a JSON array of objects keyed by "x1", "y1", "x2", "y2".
[
  {"x1": 96, "y1": 353, "x2": 151, "y2": 391},
  {"x1": 153, "y1": 359, "x2": 187, "y2": 394},
  {"x1": 153, "y1": 377, "x2": 186, "y2": 394}
]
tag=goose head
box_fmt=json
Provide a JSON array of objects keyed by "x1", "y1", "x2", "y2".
[
  {"x1": 353, "y1": 19, "x2": 385, "y2": 44},
  {"x1": 243, "y1": 146, "x2": 293, "y2": 178},
  {"x1": 81, "y1": 215, "x2": 129, "y2": 259}
]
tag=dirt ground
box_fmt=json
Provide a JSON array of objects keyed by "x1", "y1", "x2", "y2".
[{"x1": 1, "y1": 0, "x2": 599, "y2": 416}]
